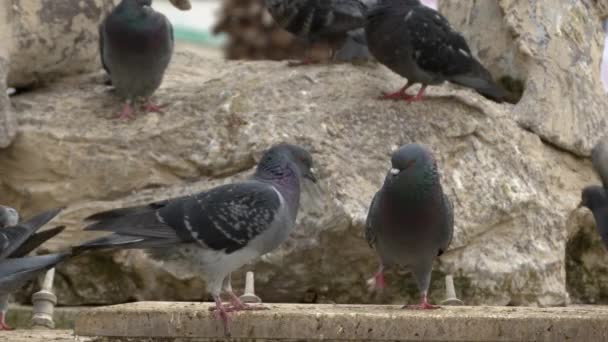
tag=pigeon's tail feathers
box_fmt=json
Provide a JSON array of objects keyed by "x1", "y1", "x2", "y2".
[
  {"x1": 84, "y1": 211, "x2": 178, "y2": 240},
  {"x1": 0, "y1": 253, "x2": 71, "y2": 294},
  {"x1": 72, "y1": 234, "x2": 177, "y2": 255},
  {"x1": 0, "y1": 207, "x2": 64, "y2": 260},
  {"x1": 334, "y1": 29, "x2": 373, "y2": 62},
  {"x1": 450, "y1": 62, "x2": 508, "y2": 103},
  {"x1": 10, "y1": 226, "x2": 66, "y2": 258}
]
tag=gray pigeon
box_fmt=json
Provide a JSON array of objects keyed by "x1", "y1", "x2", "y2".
[
  {"x1": 264, "y1": 0, "x2": 376, "y2": 65},
  {"x1": 79, "y1": 143, "x2": 317, "y2": 336},
  {"x1": 0, "y1": 207, "x2": 64, "y2": 330},
  {"x1": 580, "y1": 138, "x2": 608, "y2": 249},
  {"x1": 0, "y1": 207, "x2": 18, "y2": 229},
  {"x1": 365, "y1": 143, "x2": 453, "y2": 309},
  {"x1": 100, "y1": 0, "x2": 174, "y2": 119},
  {"x1": 365, "y1": 0, "x2": 507, "y2": 102}
]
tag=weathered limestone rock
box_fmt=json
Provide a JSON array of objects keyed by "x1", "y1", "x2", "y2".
[
  {"x1": 5, "y1": 0, "x2": 116, "y2": 88},
  {"x1": 0, "y1": 45, "x2": 599, "y2": 307},
  {"x1": 0, "y1": 2, "x2": 17, "y2": 147},
  {"x1": 438, "y1": 0, "x2": 608, "y2": 156}
]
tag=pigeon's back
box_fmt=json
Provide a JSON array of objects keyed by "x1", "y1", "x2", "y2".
[{"x1": 101, "y1": 4, "x2": 174, "y2": 100}]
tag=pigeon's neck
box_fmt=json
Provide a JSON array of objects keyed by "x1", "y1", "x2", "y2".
[
  {"x1": 255, "y1": 164, "x2": 301, "y2": 218},
  {"x1": 386, "y1": 165, "x2": 440, "y2": 205}
]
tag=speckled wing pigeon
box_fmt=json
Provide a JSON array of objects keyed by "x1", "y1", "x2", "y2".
[
  {"x1": 365, "y1": 143, "x2": 453, "y2": 309},
  {"x1": 0, "y1": 207, "x2": 64, "y2": 330},
  {"x1": 365, "y1": 0, "x2": 507, "y2": 102},
  {"x1": 100, "y1": 0, "x2": 174, "y2": 119},
  {"x1": 264, "y1": 0, "x2": 375, "y2": 65},
  {"x1": 79, "y1": 143, "x2": 317, "y2": 336},
  {"x1": 580, "y1": 138, "x2": 608, "y2": 249}
]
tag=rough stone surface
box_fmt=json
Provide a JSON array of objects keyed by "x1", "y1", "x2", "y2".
[
  {"x1": 438, "y1": 0, "x2": 608, "y2": 156},
  {"x1": 75, "y1": 302, "x2": 608, "y2": 341},
  {"x1": 5, "y1": 0, "x2": 116, "y2": 88},
  {"x1": 0, "y1": 330, "x2": 91, "y2": 342},
  {"x1": 0, "y1": 1, "x2": 17, "y2": 148},
  {"x1": 0, "y1": 43, "x2": 602, "y2": 308}
]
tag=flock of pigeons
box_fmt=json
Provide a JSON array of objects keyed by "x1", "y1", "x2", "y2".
[
  {"x1": 99, "y1": 0, "x2": 509, "y2": 119},
  {"x1": 0, "y1": 0, "x2": 606, "y2": 338}
]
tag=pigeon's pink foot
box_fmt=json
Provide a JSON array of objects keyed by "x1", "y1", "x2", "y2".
[
  {"x1": 211, "y1": 295, "x2": 231, "y2": 337},
  {"x1": 379, "y1": 91, "x2": 414, "y2": 101},
  {"x1": 401, "y1": 85, "x2": 427, "y2": 102},
  {"x1": 225, "y1": 292, "x2": 268, "y2": 312},
  {"x1": 0, "y1": 313, "x2": 13, "y2": 330},
  {"x1": 114, "y1": 103, "x2": 134, "y2": 120},
  {"x1": 403, "y1": 293, "x2": 440, "y2": 310},
  {"x1": 366, "y1": 265, "x2": 386, "y2": 291},
  {"x1": 142, "y1": 101, "x2": 164, "y2": 113}
]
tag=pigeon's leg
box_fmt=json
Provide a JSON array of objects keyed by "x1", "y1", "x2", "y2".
[
  {"x1": 403, "y1": 291, "x2": 440, "y2": 310},
  {"x1": 212, "y1": 294, "x2": 231, "y2": 337},
  {"x1": 0, "y1": 296, "x2": 12, "y2": 330},
  {"x1": 114, "y1": 101, "x2": 135, "y2": 120},
  {"x1": 380, "y1": 82, "x2": 414, "y2": 100},
  {"x1": 222, "y1": 275, "x2": 267, "y2": 311},
  {"x1": 366, "y1": 263, "x2": 386, "y2": 291},
  {"x1": 403, "y1": 85, "x2": 427, "y2": 102},
  {"x1": 142, "y1": 98, "x2": 164, "y2": 113}
]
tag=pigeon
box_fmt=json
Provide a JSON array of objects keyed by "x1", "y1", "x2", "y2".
[
  {"x1": 365, "y1": 0, "x2": 507, "y2": 102},
  {"x1": 0, "y1": 207, "x2": 65, "y2": 330},
  {"x1": 365, "y1": 143, "x2": 453, "y2": 309},
  {"x1": 99, "y1": 0, "x2": 174, "y2": 119},
  {"x1": 79, "y1": 143, "x2": 317, "y2": 336},
  {"x1": 264, "y1": 0, "x2": 376, "y2": 65},
  {"x1": 580, "y1": 138, "x2": 608, "y2": 249}
]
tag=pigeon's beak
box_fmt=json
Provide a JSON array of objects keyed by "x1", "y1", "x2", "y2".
[
  {"x1": 305, "y1": 168, "x2": 318, "y2": 183},
  {"x1": 390, "y1": 168, "x2": 400, "y2": 176}
]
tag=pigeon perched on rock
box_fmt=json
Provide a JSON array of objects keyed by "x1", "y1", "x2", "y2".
[
  {"x1": 0, "y1": 207, "x2": 64, "y2": 330},
  {"x1": 365, "y1": 0, "x2": 507, "y2": 102},
  {"x1": 365, "y1": 143, "x2": 453, "y2": 309},
  {"x1": 80, "y1": 143, "x2": 317, "y2": 336},
  {"x1": 580, "y1": 138, "x2": 608, "y2": 249},
  {"x1": 264, "y1": 0, "x2": 376, "y2": 65},
  {"x1": 100, "y1": 0, "x2": 174, "y2": 119}
]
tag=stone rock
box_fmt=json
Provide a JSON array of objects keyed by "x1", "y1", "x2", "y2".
[
  {"x1": 1, "y1": 41, "x2": 602, "y2": 307},
  {"x1": 0, "y1": 2, "x2": 17, "y2": 148},
  {"x1": 4, "y1": 0, "x2": 116, "y2": 88},
  {"x1": 438, "y1": 0, "x2": 608, "y2": 156}
]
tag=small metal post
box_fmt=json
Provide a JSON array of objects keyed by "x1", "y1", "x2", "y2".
[
  {"x1": 239, "y1": 271, "x2": 262, "y2": 304},
  {"x1": 441, "y1": 274, "x2": 464, "y2": 306},
  {"x1": 31, "y1": 268, "x2": 57, "y2": 329}
]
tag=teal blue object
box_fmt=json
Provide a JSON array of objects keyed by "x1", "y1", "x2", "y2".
[{"x1": 173, "y1": 25, "x2": 226, "y2": 47}]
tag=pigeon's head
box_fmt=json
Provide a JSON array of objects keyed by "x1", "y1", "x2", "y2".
[
  {"x1": 0, "y1": 205, "x2": 19, "y2": 228},
  {"x1": 579, "y1": 185, "x2": 607, "y2": 212},
  {"x1": 385, "y1": 143, "x2": 437, "y2": 188},
  {"x1": 258, "y1": 144, "x2": 317, "y2": 183}
]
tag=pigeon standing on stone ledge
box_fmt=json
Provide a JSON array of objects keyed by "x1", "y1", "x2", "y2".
[
  {"x1": 0, "y1": 207, "x2": 65, "y2": 330},
  {"x1": 80, "y1": 143, "x2": 317, "y2": 336},
  {"x1": 580, "y1": 138, "x2": 608, "y2": 249},
  {"x1": 365, "y1": 0, "x2": 507, "y2": 102},
  {"x1": 264, "y1": 0, "x2": 376, "y2": 65},
  {"x1": 100, "y1": 0, "x2": 174, "y2": 119},
  {"x1": 365, "y1": 144, "x2": 453, "y2": 309}
]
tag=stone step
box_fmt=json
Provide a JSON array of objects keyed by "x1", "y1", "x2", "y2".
[{"x1": 74, "y1": 302, "x2": 608, "y2": 341}]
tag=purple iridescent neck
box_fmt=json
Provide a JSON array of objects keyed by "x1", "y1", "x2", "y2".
[{"x1": 255, "y1": 163, "x2": 302, "y2": 218}]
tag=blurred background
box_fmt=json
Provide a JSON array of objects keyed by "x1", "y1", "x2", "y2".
[{"x1": 166, "y1": 0, "x2": 608, "y2": 91}]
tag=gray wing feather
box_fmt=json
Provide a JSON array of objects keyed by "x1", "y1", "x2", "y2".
[
  {"x1": 438, "y1": 193, "x2": 454, "y2": 256},
  {"x1": 592, "y1": 139, "x2": 608, "y2": 189}
]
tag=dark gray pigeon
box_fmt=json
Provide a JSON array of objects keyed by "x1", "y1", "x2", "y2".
[
  {"x1": 365, "y1": 0, "x2": 507, "y2": 102},
  {"x1": 365, "y1": 143, "x2": 453, "y2": 309},
  {"x1": 100, "y1": 0, "x2": 174, "y2": 119},
  {"x1": 79, "y1": 143, "x2": 317, "y2": 336},
  {"x1": 264, "y1": 0, "x2": 376, "y2": 65},
  {"x1": 580, "y1": 138, "x2": 608, "y2": 249},
  {"x1": 0, "y1": 207, "x2": 64, "y2": 330}
]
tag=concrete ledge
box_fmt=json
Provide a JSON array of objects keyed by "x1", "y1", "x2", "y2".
[{"x1": 74, "y1": 302, "x2": 608, "y2": 341}]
